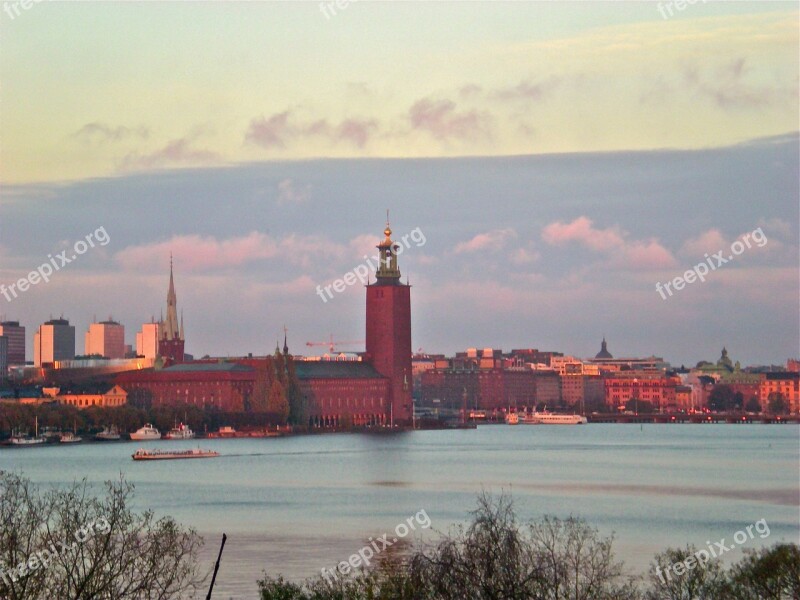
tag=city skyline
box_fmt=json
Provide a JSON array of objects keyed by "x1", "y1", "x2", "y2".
[{"x1": 1, "y1": 2, "x2": 797, "y2": 367}]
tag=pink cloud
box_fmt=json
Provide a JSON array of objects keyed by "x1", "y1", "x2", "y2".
[
  {"x1": 494, "y1": 77, "x2": 560, "y2": 102},
  {"x1": 335, "y1": 119, "x2": 378, "y2": 148},
  {"x1": 615, "y1": 240, "x2": 678, "y2": 270},
  {"x1": 455, "y1": 229, "x2": 517, "y2": 254},
  {"x1": 245, "y1": 111, "x2": 293, "y2": 148},
  {"x1": 120, "y1": 138, "x2": 218, "y2": 170},
  {"x1": 542, "y1": 216, "x2": 624, "y2": 251},
  {"x1": 115, "y1": 231, "x2": 346, "y2": 272},
  {"x1": 680, "y1": 229, "x2": 729, "y2": 257},
  {"x1": 409, "y1": 98, "x2": 489, "y2": 140}
]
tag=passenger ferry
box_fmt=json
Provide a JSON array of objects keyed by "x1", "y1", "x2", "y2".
[
  {"x1": 129, "y1": 424, "x2": 161, "y2": 440},
  {"x1": 132, "y1": 448, "x2": 219, "y2": 461},
  {"x1": 519, "y1": 410, "x2": 587, "y2": 425},
  {"x1": 164, "y1": 422, "x2": 195, "y2": 440}
]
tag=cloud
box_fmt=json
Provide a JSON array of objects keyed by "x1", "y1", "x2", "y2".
[
  {"x1": 681, "y1": 57, "x2": 795, "y2": 110},
  {"x1": 680, "y1": 229, "x2": 729, "y2": 257},
  {"x1": 277, "y1": 179, "x2": 312, "y2": 205},
  {"x1": 542, "y1": 216, "x2": 676, "y2": 270},
  {"x1": 120, "y1": 138, "x2": 218, "y2": 170},
  {"x1": 542, "y1": 216, "x2": 624, "y2": 251},
  {"x1": 455, "y1": 229, "x2": 517, "y2": 254},
  {"x1": 245, "y1": 111, "x2": 293, "y2": 149},
  {"x1": 409, "y1": 98, "x2": 490, "y2": 140},
  {"x1": 72, "y1": 122, "x2": 149, "y2": 143},
  {"x1": 334, "y1": 119, "x2": 378, "y2": 148},
  {"x1": 115, "y1": 231, "x2": 345, "y2": 272},
  {"x1": 494, "y1": 77, "x2": 560, "y2": 102},
  {"x1": 245, "y1": 111, "x2": 378, "y2": 149}
]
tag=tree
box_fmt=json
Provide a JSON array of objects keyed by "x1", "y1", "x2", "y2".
[
  {"x1": 767, "y1": 392, "x2": 789, "y2": 415},
  {"x1": 708, "y1": 385, "x2": 735, "y2": 412},
  {"x1": 267, "y1": 379, "x2": 289, "y2": 424},
  {"x1": 745, "y1": 396, "x2": 761, "y2": 413},
  {"x1": 646, "y1": 545, "x2": 728, "y2": 600},
  {"x1": 727, "y1": 543, "x2": 800, "y2": 599},
  {"x1": 286, "y1": 359, "x2": 307, "y2": 428},
  {"x1": 0, "y1": 473, "x2": 205, "y2": 599},
  {"x1": 625, "y1": 398, "x2": 654, "y2": 414}
]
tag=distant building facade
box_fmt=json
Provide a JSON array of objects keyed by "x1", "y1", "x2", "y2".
[
  {"x1": 52, "y1": 385, "x2": 128, "y2": 409},
  {"x1": 84, "y1": 319, "x2": 125, "y2": 359},
  {"x1": 0, "y1": 336, "x2": 7, "y2": 379},
  {"x1": 136, "y1": 321, "x2": 160, "y2": 359},
  {"x1": 0, "y1": 321, "x2": 26, "y2": 365},
  {"x1": 33, "y1": 318, "x2": 75, "y2": 367}
]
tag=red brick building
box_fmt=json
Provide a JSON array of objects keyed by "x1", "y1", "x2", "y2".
[{"x1": 117, "y1": 220, "x2": 414, "y2": 428}]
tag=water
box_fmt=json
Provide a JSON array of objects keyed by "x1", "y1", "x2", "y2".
[{"x1": 2, "y1": 424, "x2": 798, "y2": 599}]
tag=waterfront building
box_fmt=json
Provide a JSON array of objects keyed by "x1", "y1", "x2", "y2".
[
  {"x1": 603, "y1": 370, "x2": 680, "y2": 412},
  {"x1": 364, "y1": 221, "x2": 413, "y2": 425},
  {"x1": 84, "y1": 319, "x2": 125, "y2": 359},
  {"x1": 760, "y1": 372, "x2": 799, "y2": 413},
  {"x1": 0, "y1": 321, "x2": 26, "y2": 365},
  {"x1": 117, "y1": 219, "x2": 414, "y2": 428},
  {"x1": 51, "y1": 384, "x2": 128, "y2": 409},
  {"x1": 33, "y1": 318, "x2": 75, "y2": 367}
]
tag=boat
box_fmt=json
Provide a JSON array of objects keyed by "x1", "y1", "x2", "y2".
[
  {"x1": 7, "y1": 417, "x2": 46, "y2": 445},
  {"x1": 505, "y1": 412, "x2": 519, "y2": 425},
  {"x1": 218, "y1": 426, "x2": 236, "y2": 436},
  {"x1": 95, "y1": 426, "x2": 121, "y2": 441},
  {"x1": 7, "y1": 434, "x2": 46, "y2": 446},
  {"x1": 129, "y1": 424, "x2": 161, "y2": 441},
  {"x1": 164, "y1": 422, "x2": 195, "y2": 440},
  {"x1": 132, "y1": 448, "x2": 219, "y2": 461},
  {"x1": 59, "y1": 432, "x2": 83, "y2": 443},
  {"x1": 520, "y1": 410, "x2": 587, "y2": 425}
]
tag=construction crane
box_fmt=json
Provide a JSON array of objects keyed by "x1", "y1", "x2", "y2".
[{"x1": 305, "y1": 334, "x2": 364, "y2": 354}]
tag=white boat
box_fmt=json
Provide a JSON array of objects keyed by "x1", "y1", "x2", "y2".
[
  {"x1": 505, "y1": 412, "x2": 519, "y2": 425},
  {"x1": 8, "y1": 435, "x2": 45, "y2": 446},
  {"x1": 164, "y1": 422, "x2": 195, "y2": 440},
  {"x1": 59, "y1": 432, "x2": 83, "y2": 443},
  {"x1": 129, "y1": 424, "x2": 161, "y2": 440},
  {"x1": 520, "y1": 411, "x2": 587, "y2": 425},
  {"x1": 132, "y1": 447, "x2": 219, "y2": 461},
  {"x1": 8, "y1": 418, "x2": 46, "y2": 445},
  {"x1": 95, "y1": 426, "x2": 121, "y2": 441}
]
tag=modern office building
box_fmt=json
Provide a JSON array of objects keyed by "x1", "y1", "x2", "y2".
[
  {"x1": 84, "y1": 319, "x2": 125, "y2": 359},
  {"x1": 0, "y1": 321, "x2": 26, "y2": 365},
  {"x1": 136, "y1": 321, "x2": 160, "y2": 359},
  {"x1": 33, "y1": 318, "x2": 76, "y2": 367}
]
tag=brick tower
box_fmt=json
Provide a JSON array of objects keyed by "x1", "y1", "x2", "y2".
[{"x1": 365, "y1": 218, "x2": 412, "y2": 426}]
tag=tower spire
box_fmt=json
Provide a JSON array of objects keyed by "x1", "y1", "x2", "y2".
[{"x1": 374, "y1": 214, "x2": 401, "y2": 284}]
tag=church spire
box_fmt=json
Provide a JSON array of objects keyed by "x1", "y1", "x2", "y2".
[{"x1": 162, "y1": 253, "x2": 180, "y2": 341}]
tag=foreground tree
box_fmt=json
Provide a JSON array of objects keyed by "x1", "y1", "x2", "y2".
[{"x1": 0, "y1": 472, "x2": 205, "y2": 599}]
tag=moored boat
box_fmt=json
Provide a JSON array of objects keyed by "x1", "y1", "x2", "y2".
[
  {"x1": 59, "y1": 432, "x2": 83, "y2": 443},
  {"x1": 130, "y1": 424, "x2": 161, "y2": 440},
  {"x1": 520, "y1": 411, "x2": 587, "y2": 425},
  {"x1": 132, "y1": 447, "x2": 219, "y2": 461},
  {"x1": 164, "y1": 422, "x2": 195, "y2": 440},
  {"x1": 505, "y1": 412, "x2": 519, "y2": 425},
  {"x1": 95, "y1": 426, "x2": 121, "y2": 441}
]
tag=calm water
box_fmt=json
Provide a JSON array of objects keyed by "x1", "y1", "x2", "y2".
[{"x1": 2, "y1": 424, "x2": 799, "y2": 599}]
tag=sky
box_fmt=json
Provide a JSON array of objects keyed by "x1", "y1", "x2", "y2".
[{"x1": 0, "y1": 1, "x2": 798, "y2": 367}]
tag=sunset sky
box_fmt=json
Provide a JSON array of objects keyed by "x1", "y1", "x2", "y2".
[{"x1": 1, "y1": 1, "x2": 797, "y2": 365}]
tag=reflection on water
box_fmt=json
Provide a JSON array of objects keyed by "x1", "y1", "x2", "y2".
[{"x1": 2, "y1": 424, "x2": 798, "y2": 599}]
